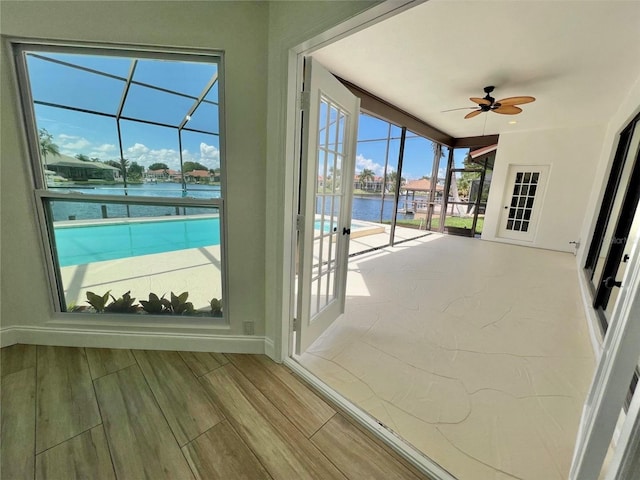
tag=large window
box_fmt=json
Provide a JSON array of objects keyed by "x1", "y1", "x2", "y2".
[
  {"x1": 14, "y1": 44, "x2": 226, "y2": 320},
  {"x1": 350, "y1": 113, "x2": 450, "y2": 251}
]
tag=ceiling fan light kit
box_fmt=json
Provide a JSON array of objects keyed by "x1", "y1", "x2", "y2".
[{"x1": 455, "y1": 85, "x2": 535, "y2": 119}]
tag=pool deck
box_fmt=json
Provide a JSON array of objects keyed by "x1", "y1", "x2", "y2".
[
  {"x1": 60, "y1": 223, "x2": 425, "y2": 312},
  {"x1": 61, "y1": 245, "x2": 223, "y2": 312}
]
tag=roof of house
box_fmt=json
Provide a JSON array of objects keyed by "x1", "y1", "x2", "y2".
[
  {"x1": 403, "y1": 178, "x2": 443, "y2": 192},
  {"x1": 46, "y1": 154, "x2": 120, "y2": 170},
  {"x1": 185, "y1": 169, "x2": 211, "y2": 177},
  {"x1": 148, "y1": 169, "x2": 180, "y2": 175}
]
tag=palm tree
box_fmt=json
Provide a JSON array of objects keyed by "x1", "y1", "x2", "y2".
[
  {"x1": 38, "y1": 128, "x2": 60, "y2": 168},
  {"x1": 358, "y1": 168, "x2": 375, "y2": 190}
]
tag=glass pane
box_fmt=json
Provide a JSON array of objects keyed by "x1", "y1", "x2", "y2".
[
  {"x1": 593, "y1": 126, "x2": 639, "y2": 283},
  {"x1": 122, "y1": 84, "x2": 194, "y2": 126},
  {"x1": 310, "y1": 278, "x2": 319, "y2": 317},
  {"x1": 26, "y1": 54, "x2": 125, "y2": 115},
  {"x1": 204, "y1": 84, "x2": 219, "y2": 104},
  {"x1": 26, "y1": 50, "x2": 221, "y2": 199},
  {"x1": 35, "y1": 52, "x2": 133, "y2": 78},
  {"x1": 396, "y1": 137, "x2": 447, "y2": 237},
  {"x1": 327, "y1": 105, "x2": 338, "y2": 150},
  {"x1": 35, "y1": 105, "x2": 122, "y2": 188},
  {"x1": 133, "y1": 60, "x2": 217, "y2": 97},
  {"x1": 185, "y1": 102, "x2": 219, "y2": 135},
  {"x1": 48, "y1": 199, "x2": 223, "y2": 317},
  {"x1": 318, "y1": 273, "x2": 329, "y2": 312},
  {"x1": 357, "y1": 113, "x2": 398, "y2": 140},
  {"x1": 604, "y1": 202, "x2": 640, "y2": 319}
]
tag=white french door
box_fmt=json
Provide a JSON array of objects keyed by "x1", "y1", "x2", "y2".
[
  {"x1": 295, "y1": 57, "x2": 359, "y2": 354},
  {"x1": 498, "y1": 164, "x2": 549, "y2": 241}
]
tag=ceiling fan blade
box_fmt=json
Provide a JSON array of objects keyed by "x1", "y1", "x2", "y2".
[
  {"x1": 464, "y1": 109, "x2": 483, "y2": 119},
  {"x1": 496, "y1": 96, "x2": 536, "y2": 106},
  {"x1": 442, "y1": 107, "x2": 477, "y2": 112},
  {"x1": 493, "y1": 105, "x2": 523, "y2": 115},
  {"x1": 470, "y1": 97, "x2": 491, "y2": 106}
]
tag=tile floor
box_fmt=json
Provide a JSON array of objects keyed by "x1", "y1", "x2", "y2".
[
  {"x1": 0, "y1": 345, "x2": 432, "y2": 480},
  {"x1": 297, "y1": 233, "x2": 596, "y2": 480}
]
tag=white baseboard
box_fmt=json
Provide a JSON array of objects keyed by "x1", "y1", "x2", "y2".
[
  {"x1": 576, "y1": 268, "x2": 604, "y2": 359},
  {"x1": 264, "y1": 337, "x2": 276, "y2": 360},
  {"x1": 0, "y1": 326, "x2": 265, "y2": 353},
  {"x1": 0, "y1": 327, "x2": 19, "y2": 348}
]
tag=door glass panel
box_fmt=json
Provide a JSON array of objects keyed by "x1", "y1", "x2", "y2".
[
  {"x1": 506, "y1": 170, "x2": 538, "y2": 232},
  {"x1": 604, "y1": 202, "x2": 640, "y2": 320},
  {"x1": 592, "y1": 124, "x2": 640, "y2": 287},
  {"x1": 310, "y1": 95, "x2": 349, "y2": 320}
]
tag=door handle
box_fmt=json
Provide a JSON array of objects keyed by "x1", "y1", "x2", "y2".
[
  {"x1": 342, "y1": 227, "x2": 351, "y2": 235},
  {"x1": 603, "y1": 276, "x2": 622, "y2": 289},
  {"x1": 623, "y1": 254, "x2": 630, "y2": 263}
]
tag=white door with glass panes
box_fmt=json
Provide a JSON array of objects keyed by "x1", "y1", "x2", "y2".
[
  {"x1": 295, "y1": 57, "x2": 359, "y2": 354},
  {"x1": 498, "y1": 165, "x2": 549, "y2": 241}
]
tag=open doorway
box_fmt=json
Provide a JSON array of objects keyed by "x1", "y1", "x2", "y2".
[{"x1": 289, "y1": 43, "x2": 595, "y2": 480}]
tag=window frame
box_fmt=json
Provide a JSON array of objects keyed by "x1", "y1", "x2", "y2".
[{"x1": 11, "y1": 40, "x2": 229, "y2": 321}]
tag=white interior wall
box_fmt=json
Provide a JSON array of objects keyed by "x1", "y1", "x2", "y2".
[
  {"x1": 0, "y1": 0, "x2": 380, "y2": 352},
  {"x1": 483, "y1": 124, "x2": 606, "y2": 253},
  {"x1": 577, "y1": 76, "x2": 640, "y2": 271},
  {"x1": 264, "y1": 0, "x2": 381, "y2": 359},
  {"x1": 0, "y1": 1, "x2": 269, "y2": 346}
]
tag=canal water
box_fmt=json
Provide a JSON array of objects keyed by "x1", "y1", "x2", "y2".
[{"x1": 49, "y1": 183, "x2": 416, "y2": 223}]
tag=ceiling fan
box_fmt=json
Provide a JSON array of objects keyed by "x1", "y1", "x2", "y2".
[{"x1": 444, "y1": 86, "x2": 536, "y2": 119}]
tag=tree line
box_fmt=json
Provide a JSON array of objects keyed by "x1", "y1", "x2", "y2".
[{"x1": 38, "y1": 128, "x2": 218, "y2": 182}]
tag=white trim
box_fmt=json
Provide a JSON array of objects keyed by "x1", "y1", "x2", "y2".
[
  {"x1": 577, "y1": 268, "x2": 605, "y2": 358},
  {"x1": 9, "y1": 39, "x2": 230, "y2": 323},
  {"x1": 570, "y1": 233, "x2": 640, "y2": 479},
  {"x1": 284, "y1": 357, "x2": 456, "y2": 480},
  {"x1": 264, "y1": 337, "x2": 276, "y2": 360},
  {"x1": 0, "y1": 328, "x2": 20, "y2": 348},
  {"x1": 0, "y1": 326, "x2": 265, "y2": 353},
  {"x1": 605, "y1": 388, "x2": 640, "y2": 479}
]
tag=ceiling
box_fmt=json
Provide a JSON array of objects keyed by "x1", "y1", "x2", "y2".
[{"x1": 312, "y1": 0, "x2": 640, "y2": 139}]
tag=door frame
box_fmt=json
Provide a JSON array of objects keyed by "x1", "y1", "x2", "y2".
[
  {"x1": 275, "y1": 3, "x2": 459, "y2": 479},
  {"x1": 273, "y1": 2, "x2": 640, "y2": 479},
  {"x1": 570, "y1": 230, "x2": 640, "y2": 479}
]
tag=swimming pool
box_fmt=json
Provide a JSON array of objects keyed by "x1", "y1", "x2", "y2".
[
  {"x1": 55, "y1": 216, "x2": 383, "y2": 267},
  {"x1": 54, "y1": 217, "x2": 221, "y2": 267}
]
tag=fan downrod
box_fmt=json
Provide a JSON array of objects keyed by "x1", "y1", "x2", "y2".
[{"x1": 483, "y1": 85, "x2": 496, "y2": 108}]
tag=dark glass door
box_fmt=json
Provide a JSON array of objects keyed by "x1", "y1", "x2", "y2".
[{"x1": 586, "y1": 114, "x2": 640, "y2": 332}]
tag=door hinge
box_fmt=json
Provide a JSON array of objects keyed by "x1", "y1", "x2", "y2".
[
  {"x1": 292, "y1": 318, "x2": 299, "y2": 330},
  {"x1": 296, "y1": 214, "x2": 304, "y2": 231},
  {"x1": 298, "y1": 91, "x2": 310, "y2": 111}
]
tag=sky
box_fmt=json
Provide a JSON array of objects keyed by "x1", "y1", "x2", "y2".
[
  {"x1": 28, "y1": 51, "x2": 467, "y2": 179},
  {"x1": 28, "y1": 52, "x2": 220, "y2": 172},
  {"x1": 355, "y1": 113, "x2": 469, "y2": 181}
]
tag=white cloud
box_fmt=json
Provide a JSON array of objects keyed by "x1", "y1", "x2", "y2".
[
  {"x1": 49, "y1": 132, "x2": 220, "y2": 171},
  {"x1": 56, "y1": 134, "x2": 91, "y2": 153},
  {"x1": 126, "y1": 143, "x2": 150, "y2": 156},
  {"x1": 198, "y1": 142, "x2": 220, "y2": 169},
  {"x1": 95, "y1": 143, "x2": 117, "y2": 153},
  {"x1": 355, "y1": 154, "x2": 385, "y2": 176},
  {"x1": 122, "y1": 142, "x2": 220, "y2": 171}
]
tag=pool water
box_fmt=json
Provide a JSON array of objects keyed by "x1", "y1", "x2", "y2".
[
  {"x1": 56, "y1": 216, "x2": 375, "y2": 267},
  {"x1": 54, "y1": 217, "x2": 221, "y2": 267}
]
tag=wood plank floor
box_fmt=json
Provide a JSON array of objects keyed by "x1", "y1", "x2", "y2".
[{"x1": 0, "y1": 344, "x2": 433, "y2": 480}]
